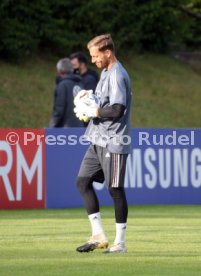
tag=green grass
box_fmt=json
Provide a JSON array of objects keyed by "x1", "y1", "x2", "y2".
[
  {"x1": 0, "y1": 54, "x2": 201, "y2": 128},
  {"x1": 0, "y1": 57, "x2": 56, "y2": 128},
  {"x1": 0, "y1": 206, "x2": 201, "y2": 276},
  {"x1": 125, "y1": 54, "x2": 201, "y2": 127}
]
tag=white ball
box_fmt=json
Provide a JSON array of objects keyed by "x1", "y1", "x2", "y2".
[{"x1": 82, "y1": 93, "x2": 100, "y2": 108}]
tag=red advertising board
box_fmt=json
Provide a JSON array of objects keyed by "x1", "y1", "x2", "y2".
[{"x1": 0, "y1": 129, "x2": 46, "y2": 209}]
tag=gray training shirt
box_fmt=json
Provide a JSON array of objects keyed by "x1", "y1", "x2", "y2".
[{"x1": 85, "y1": 61, "x2": 132, "y2": 154}]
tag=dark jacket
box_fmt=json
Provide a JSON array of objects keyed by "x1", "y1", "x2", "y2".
[
  {"x1": 81, "y1": 69, "x2": 99, "y2": 92},
  {"x1": 49, "y1": 74, "x2": 84, "y2": 127}
]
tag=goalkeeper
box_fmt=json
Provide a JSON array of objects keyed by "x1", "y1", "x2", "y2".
[{"x1": 75, "y1": 34, "x2": 132, "y2": 253}]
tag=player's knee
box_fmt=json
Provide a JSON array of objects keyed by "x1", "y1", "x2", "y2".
[
  {"x1": 108, "y1": 187, "x2": 125, "y2": 199},
  {"x1": 76, "y1": 177, "x2": 92, "y2": 195}
]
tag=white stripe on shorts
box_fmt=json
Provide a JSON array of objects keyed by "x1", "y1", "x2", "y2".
[{"x1": 112, "y1": 154, "x2": 120, "y2": 187}]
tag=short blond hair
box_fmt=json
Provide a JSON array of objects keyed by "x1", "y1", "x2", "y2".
[{"x1": 87, "y1": 34, "x2": 114, "y2": 52}]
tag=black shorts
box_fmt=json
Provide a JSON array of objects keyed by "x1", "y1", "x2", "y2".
[{"x1": 78, "y1": 144, "x2": 128, "y2": 188}]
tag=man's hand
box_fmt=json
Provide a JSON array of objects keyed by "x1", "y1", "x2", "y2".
[
  {"x1": 74, "y1": 90, "x2": 93, "y2": 106},
  {"x1": 74, "y1": 91, "x2": 100, "y2": 122}
]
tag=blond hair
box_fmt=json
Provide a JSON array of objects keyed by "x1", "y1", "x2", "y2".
[{"x1": 87, "y1": 34, "x2": 114, "y2": 52}]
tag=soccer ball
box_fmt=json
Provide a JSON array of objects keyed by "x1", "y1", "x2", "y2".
[
  {"x1": 81, "y1": 93, "x2": 100, "y2": 108},
  {"x1": 78, "y1": 114, "x2": 90, "y2": 123},
  {"x1": 74, "y1": 91, "x2": 100, "y2": 122}
]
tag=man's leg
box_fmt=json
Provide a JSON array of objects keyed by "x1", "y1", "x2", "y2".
[
  {"x1": 108, "y1": 187, "x2": 128, "y2": 253},
  {"x1": 76, "y1": 176, "x2": 99, "y2": 215},
  {"x1": 76, "y1": 145, "x2": 108, "y2": 252},
  {"x1": 101, "y1": 151, "x2": 128, "y2": 253}
]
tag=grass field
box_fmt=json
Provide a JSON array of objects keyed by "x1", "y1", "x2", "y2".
[
  {"x1": 0, "y1": 206, "x2": 201, "y2": 276},
  {"x1": 0, "y1": 54, "x2": 200, "y2": 128}
]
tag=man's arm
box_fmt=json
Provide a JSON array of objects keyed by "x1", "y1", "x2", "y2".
[{"x1": 98, "y1": 104, "x2": 125, "y2": 118}]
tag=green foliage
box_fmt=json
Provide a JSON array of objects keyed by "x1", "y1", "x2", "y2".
[
  {"x1": 0, "y1": 0, "x2": 200, "y2": 61},
  {"x1": 183, "y1": 0, "x2": 201, "y2": 48},
  {"x1": 0, "y1": 0, "x2": 72, "y2": 61}
]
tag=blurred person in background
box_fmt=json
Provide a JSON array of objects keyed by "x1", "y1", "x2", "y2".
[
  {"x1": 70, "y1": 52, "x2": 99, "y2": 92},
  {"x1": 49, "y1": 58, "x2": 85, "y2": 127}
]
